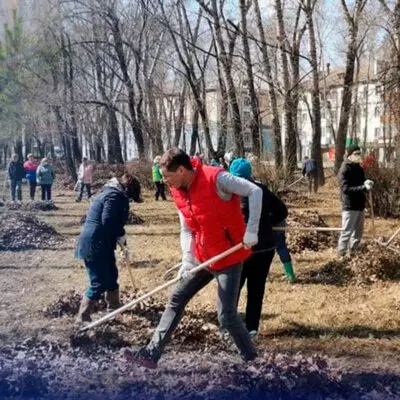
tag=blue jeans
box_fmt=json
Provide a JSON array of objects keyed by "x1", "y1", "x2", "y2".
[
  {"x1": 273, "y1": 220, "x2": 291, "y2": 263},
  {"x1": 84, "y1": 252, "x2": 119, "y2": 300},
  {"x1": 146, "y1": 263, "x2": 257, "y2": 361},
  {"x1": 10, "y1": 180, "x2": 22, "y2": 201}
]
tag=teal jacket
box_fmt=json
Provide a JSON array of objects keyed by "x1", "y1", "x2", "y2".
[{"x1": 37, "y1": 165, "x2": 55, "y2": 185}]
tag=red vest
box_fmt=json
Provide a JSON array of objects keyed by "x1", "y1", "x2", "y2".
[{"x1": 170, "y1": 164, "x2": 251, "y2": 271}]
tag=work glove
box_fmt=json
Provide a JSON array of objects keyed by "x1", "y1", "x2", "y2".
[
  {"x1": 116, "y1": 234, "x2": 127, "y2": 248},
  {"x1": 364, "y1": 179, "x2": 374, "y2": 191},
  {"x1": 243, "y1": 231, "x2": 258, "y2": 249},
  {"x1": 178, "y1": 264, "x2": 195, "y2": 280}
]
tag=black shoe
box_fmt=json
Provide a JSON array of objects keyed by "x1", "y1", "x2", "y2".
[{"x1": 122, "y1": 347, "x2": 158, "y2": 369}]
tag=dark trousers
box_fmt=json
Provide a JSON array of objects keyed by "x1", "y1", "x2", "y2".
[
  {"x1": 306, "y1": 171, "x2": 318, "y2": 194},
  {"x1": 10, "y1": 180, "x2": 22, "y2": 201},
  {"x1": 29, "y1": 181, "x2": 37, "y2": 200},
  {"x1": 41, "y1": 184, "x2": 52, "y2": 201},
  {"x1": 239, "y1": 249, "x2": 275, "y2": 332},
  {"x1": 155, "y1": 181, "x2": 166, "y2": 200},
  {"x1": 84, "y1": 252, "x2": 118, "y2": 300},
  {"x1": 146, "y1": 263, "x2": 257, "y2": 362},
  {"x1": 77, "y1": 183, "x2": 92, "y2": 201}
]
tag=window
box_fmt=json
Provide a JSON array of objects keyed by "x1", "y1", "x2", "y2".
[
  {"x1": 374, "y1": 106, "x2": 380, "y2": 118},
  {"x1": 374, "y1": 127, "x2": 381, "y2": 139},
  {"x1": 363, "y1": 86, "x2": 368, "y2": 98},
  {"x1": 375, "y1": 85, "x2": 381, "y2": 95}
]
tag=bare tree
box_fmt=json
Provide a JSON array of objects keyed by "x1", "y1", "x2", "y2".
[{"x1": 334, "y1": 0, "x2": 368, "y2": 172}]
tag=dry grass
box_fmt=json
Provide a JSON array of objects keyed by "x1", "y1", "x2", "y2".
[{"x1": 0, "y1": 176, "x2": 399, "y2": 376}]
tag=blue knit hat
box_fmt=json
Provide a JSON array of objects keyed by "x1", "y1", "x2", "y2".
[{"x1": 229, "y1": 158, "x2": 252, "y2": 178}]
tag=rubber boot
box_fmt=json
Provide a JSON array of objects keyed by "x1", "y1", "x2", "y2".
[
  {"x1": 105, "y1": 288, "x2": 120, "y2": 311},
  {"x1": 283, "y1": 261, "x2": 296, "y2": 282},
  {"x1": 75, "y1": 295, "x2": 95, "y2": 324}
]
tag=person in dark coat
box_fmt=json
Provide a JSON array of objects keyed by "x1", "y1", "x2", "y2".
[
  {"x1": 8, "y1": 154, "x2": 25, "y2": 202},
  {"x1": 337, "y1": 145, "x2": 373, "y2": 256},
  {"x1": 75, "y1": 172, "x2": 142, "y2": 324},
  {"x1": 230, "y1": 158, "x2": 291, "y2": 338},
  {"x1": 302, "y1": 156, "x2": 318, "y2": 194}
]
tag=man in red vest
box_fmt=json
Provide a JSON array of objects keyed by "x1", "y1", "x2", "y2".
[{"x1": 124, "y1": 148, "x2": 263, "y2": 368}]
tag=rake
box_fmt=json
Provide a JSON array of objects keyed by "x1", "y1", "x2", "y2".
[{"x1": 80, "y1": 243, "x2": 244, "y2": 332}]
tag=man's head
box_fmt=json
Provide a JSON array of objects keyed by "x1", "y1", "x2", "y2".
[
  {"x1": 41, "y1": 157, "x2": 49, "y2": 166},
  {"x1": 160, "y1": 148, "x2": 194, "y2": 189},
  {"x1": 229, "y1": 158, "x2": 252, "y2": 179},
  {"x1": 346, "y1": 145, "x2": 362, "y2": 164},
  {"x1": 82, "y1": 156, "x2": 88, "y2": 165},
  {"x1": 27, "y1": 153, "x2": 34, "y2": 161},
  {"x1": 12, "y1": 154, "x2": 19, "y2": 162},
  {"x1": 304, "y1": 156, "x2": 309, "y2": 160}
]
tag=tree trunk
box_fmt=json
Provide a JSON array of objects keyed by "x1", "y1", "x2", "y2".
[
  {"x1": 350, "y1": 57, "x2": 361, "y2": 142},
  {"x1": 106, "y1": 107, "x2": 124, "y2": 164},
  {"x1": 53, "y1": 105, "x2": 77, "y2": 181},
  {"x1": 306, "y1": 3, "x2": 325, "y2": 185},
  {"x1": 173, "y1": 85, "x2": 187, "y2": 147},
  {"x1": 190, "y1": 109, "x2": 200, "y2": 156},
  {"x1": 334, "y1": 0, "x2": 366, "y2": 172},
  {"x1": 275, "y1": 0, "x2": 296, "y2": 175},
  {"x1": 253, "y1": 0, "x2": 282, "y2": 165},
  {"x1": 108, "y1": 9, "x2": 145, "y2": 158},
  {"x1": 239, "y1": 0, "x2": 260, "y2": 157},
  {"x1": 208, "y1": 0, "x2": 243, "y2": 156}
]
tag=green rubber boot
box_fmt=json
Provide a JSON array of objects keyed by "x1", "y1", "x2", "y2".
[{"x1": 283, "y1": 261, "x2": 296, "y2": 282}]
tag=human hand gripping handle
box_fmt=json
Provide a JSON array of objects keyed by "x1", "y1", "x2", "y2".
[
  {"x1": 243, "y1": 231, "x2": 258, "y2": 249},
  {"x1": 364, "y1": 180, "x2": 374, "y2": 191},
  {"x1": 178, "y1": 264, "x2": 194, "y2": 280},
  {"x1": 117, "y1": 234, "x2": 127, "y2": 247}
]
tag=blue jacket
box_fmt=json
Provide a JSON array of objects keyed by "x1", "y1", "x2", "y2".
[
  {"x1": 76, "y1": 179, "x2": 129, "y2": 261},
  {"x1": 302, "y1": 159, "x2": 317, "y2": 175}
]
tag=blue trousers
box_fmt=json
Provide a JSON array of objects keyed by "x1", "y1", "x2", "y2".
[
  {"x1": 273, "y1": 220, "x2": 292, "y2": 264},
  {"x1": 84, "y1": 252, "x2": 119, "y2": 300}
]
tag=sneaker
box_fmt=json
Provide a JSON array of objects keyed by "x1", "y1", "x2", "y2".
[{"x1": 122, "y1": 347, "x2": 158, "y2": 369}]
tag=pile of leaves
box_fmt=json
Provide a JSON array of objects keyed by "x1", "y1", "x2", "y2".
[
  {"x1": 278, "y1": 189, "x2": 316, "y2": 207},
  {"x1": 0, "y1": 213, "x2": 66, "y2": 251},
  {"x1": 346, "y1": 242, "x2": 400, "y2": 284},
  {"x1": 0, "y1": 201, "x2": 58, "y2": 211},
  {"x1": 363, "y1": 166, "x2": 400, "y2": 218},
  {"x1": 286, "y1": 211, "x2": 337, "y2": 253},
  {"x1": 0, "y1": 336, "x2": 399, "y2": 399},
  {"x1": 80, "y1": 210, "x2": 144, "y2": 225},
  {"x1": 302, "y1": 242, "x2": 400, "y2": 285}
]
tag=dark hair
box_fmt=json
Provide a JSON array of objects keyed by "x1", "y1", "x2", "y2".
[
  {"x1": 160, "y1": 148, "x2": 193, "y2": 172},
  {"x1": 120, "y1": 172, "x2": 142, "y2": 203}
]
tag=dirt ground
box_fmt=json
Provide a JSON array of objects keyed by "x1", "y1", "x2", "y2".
[{"x1": 0, "y1": 174, "x2": 399, "y2": 399}]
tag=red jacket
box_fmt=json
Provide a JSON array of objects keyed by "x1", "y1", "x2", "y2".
[{"x1": 170, "y1": 163, "x2": 251, "y2": 271}]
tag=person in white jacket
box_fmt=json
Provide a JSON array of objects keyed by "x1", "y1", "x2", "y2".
[{"x1": 76, "y1": 157, "x2": 93, "y2": 202}]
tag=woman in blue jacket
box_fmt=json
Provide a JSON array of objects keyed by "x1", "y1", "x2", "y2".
[{"x1": 75, "y1": 171, "x2": 141, "y2": 324}]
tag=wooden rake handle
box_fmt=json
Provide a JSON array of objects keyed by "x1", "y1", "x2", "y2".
[{"x1": 80, "y1": 243, "x2": 244, "y2": 332}]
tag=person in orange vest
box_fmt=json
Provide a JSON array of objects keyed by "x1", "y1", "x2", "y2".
[{"x1": 123, "y1": 148, "x2": 263, "y2": 368}]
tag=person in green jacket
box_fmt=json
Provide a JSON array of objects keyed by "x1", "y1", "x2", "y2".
[
  {"x1": 36, "y1": 157, "x2": 55, "y2": 201},
  {"x1": 152, "y1": 155, "x2": 166, "y2": 201}
]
